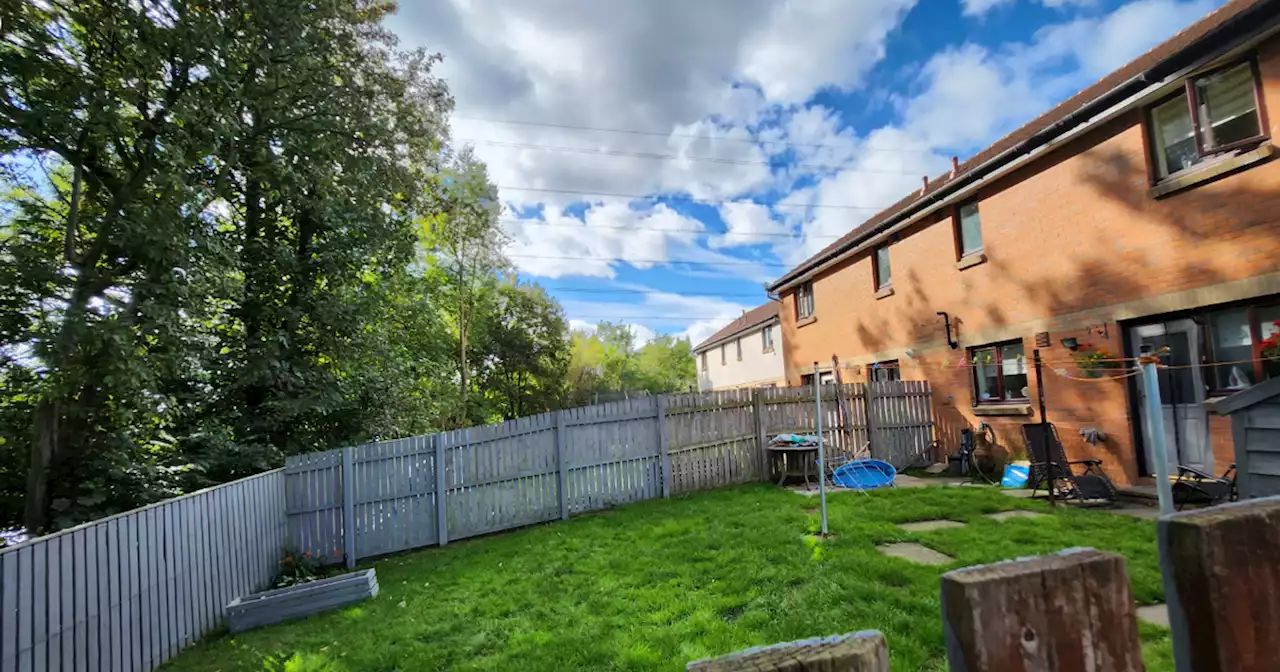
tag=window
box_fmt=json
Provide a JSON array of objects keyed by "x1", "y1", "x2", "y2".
[
  {"x1": 970, "y1": 341, "x2": 1028, "y2": 404},
  {"x1": 800, "y1": 373, "x2": 814, "y2": 387},
  {"x1": 736, "y1": 338, "x2": 743, "y2": 361},
  {"x1": 762, "y1": 326, "x2": 775, "y2": 352},
  {"x1": 873, "y1": 245, "x2": 892, "y2": 289},
  {"x1": 1149, "y1": 60, "x2": 1266, "y2": 179},
  {"x1": 1198, "y1": 301, "x2": 1280, "y2": 393},
  {"x1": 795, "y1": 282, "x2": 815, "y2": 319},
  {"x1": 800, "y1": 372, "x2": 834, "y2": 387},
  {"x1": 720, "y1": 345, "x2": 726, "y2": 366},
  {"x1": 956, "y1": 203, "x2": 983, "y2": 257},
  {"x1": 871, "y1": 360, "x2": 901, "y2": 382},
  {"x1": 700, "y1": 351, "x2": 707, "y2": 371}
]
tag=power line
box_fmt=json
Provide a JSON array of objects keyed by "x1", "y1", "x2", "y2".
[
  {"x1": 507, "y1": 253, "x2": 789, "y2": 267},
  {"x1": 451, "y1": 115, "x2": 938, "y2": 155},
  {"x1": 500, "y1": 217, "x2": 843, "y2": 240},
  {"x1": 495, "y1": 185, "x2": 887, "y2": 211},
  {"x1": 456, "y1": 138, "x2": 926, "y2": 175},
  {"x1": 545, "y1": 286, "x2": 767, "y2": 298}
]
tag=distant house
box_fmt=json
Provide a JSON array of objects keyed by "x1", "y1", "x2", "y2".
[
  {"x1": 767, "y1": 0, "x2": 1280, "y2": 488},
  {"x1": 693, "y1": 302, "x2": 785, "y2": 391}
]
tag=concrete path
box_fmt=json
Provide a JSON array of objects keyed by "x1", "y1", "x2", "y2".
[
  {"x1": 897, "y1": 520, "x2": 967, "y2": 533},
  {"x1": 876, "y1": 543, "x2": 955, "y2": 566},
  {"x1": 1136, "y1": 604, "x2": 1169, "y2": 628},
  {"x1": 985, "y1": 510, "x2": 1045, "y2": 521}
]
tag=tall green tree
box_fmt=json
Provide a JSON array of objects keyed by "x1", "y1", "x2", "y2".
[{"x1": 472, "y1": 281, "x2": 570, "y2": 421}]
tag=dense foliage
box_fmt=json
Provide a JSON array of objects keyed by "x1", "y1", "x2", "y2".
[
  {"x1": 0, "y1": 0, "x2": 697, "y2": 534},
  {"x1": 567, "y1": 323, "x2": 697, "y2": 406}
]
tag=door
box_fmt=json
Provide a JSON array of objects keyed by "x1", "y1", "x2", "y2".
[{"x1": 1130, "y1": 320, "x2": 1212, "y2": 475}]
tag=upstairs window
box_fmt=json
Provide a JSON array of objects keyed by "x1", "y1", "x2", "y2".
[
  {"x1": 736, "y1": 338, "x2": 743, "y2": 361},
  {"x1": 1149, "y1": 60, "x2": 1266, "y2": 179},
  {"x1": 957, "y1": 203, "x2": 983, "y2": 257},
  {"x1": 721, "y1": 345, "x2": 726, "y2": 366},
  {"x1": 700, "y1": 351, "x2": 707, "y2": 371},
  {"x1": 873, "y1": 245, "x2": 892, "y2": 289},
  {"x1": 795, "y1": 282, "x2": 815, "y2": 320},
  {"x1": 762, "y1": 326, "x2": 775, "y2": 352}
]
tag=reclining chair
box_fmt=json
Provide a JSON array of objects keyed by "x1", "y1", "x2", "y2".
[{"x1": 1022, "y1": 422, "x2": 1117, "y2": 505}]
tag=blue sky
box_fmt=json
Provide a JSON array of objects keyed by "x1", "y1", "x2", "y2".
[{"x1": 387, "y1": 0, "x2": 1223, "y2": 345}]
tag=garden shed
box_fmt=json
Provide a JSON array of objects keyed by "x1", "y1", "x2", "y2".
[{"x1": 1205, "y1": 376, "x2": 1280, "y2": 499}]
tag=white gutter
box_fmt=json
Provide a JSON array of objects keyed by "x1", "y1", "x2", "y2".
[{"x1": 768, "y1": 18, "x2": 1280, "y2": 295}]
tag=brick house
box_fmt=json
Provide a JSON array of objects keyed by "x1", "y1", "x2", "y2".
[
  {"x1": 767, "y1": 0, "x2": 1280, "y2": 487},
  {"x1": 693, "y1": 302, "x2": 786, "y2": 391}
]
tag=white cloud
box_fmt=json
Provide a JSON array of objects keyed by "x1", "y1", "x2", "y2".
[
  {"x1": 961, "y1": 0, "x2": 1016, "y2": 18},
  {"x1": 711, "y1": 201, "x2": 790, "y2": 249},
  {"x1": 558, "y1": 288, "x2": 757, "y2": 346}
]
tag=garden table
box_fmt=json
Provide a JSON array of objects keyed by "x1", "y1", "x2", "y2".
[{"x1": 767, "y1": 445, "x2": 819, "y2": 489}]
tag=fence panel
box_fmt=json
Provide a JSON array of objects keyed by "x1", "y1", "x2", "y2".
[
  {"x1": 867, "y1": 381, "x2": 935, "y2": 468},
  {"x1": 0, "y1": 470, "x2": 284, "y2": 672},
  {"x1": 564, "y1": 398, "x2": 661, "y2": 514},
  {"x1": 665, "y1": 389, "x2": 759, "y2": 494},
  {"x1": 445, "y1": 412, "x2": 560, "y2": 541}
]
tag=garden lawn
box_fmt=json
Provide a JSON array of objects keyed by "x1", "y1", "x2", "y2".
[{"x1": 163, "y1": 485, "x2": 1173, "y2": 672}]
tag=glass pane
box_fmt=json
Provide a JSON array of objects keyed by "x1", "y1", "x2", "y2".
[
  {"x1": 973, "y1": 349, "x2": 999, "y2": 402},
  {"x1": 1143, "y1": 332, "x2": 1198, "y2": 404},
  {"x1": 1000, "y1": 343, "x2": 1028, "y2": 399},
  {"x1": 959, "y1": 203, "x2": 982, "y2": 255},
  {"x1": 1196, "y1": 63, "x2": 1260, "y2": 150},
  {"x1": 1152, "y1": 95, "x2": 1196, "y2": 177},
  {"x1": 1210, "y1": 308, "x2": 1253, "y2": 391},
  {"x1": 876, "y1": 246, "x2": 891, "y2": 287}
]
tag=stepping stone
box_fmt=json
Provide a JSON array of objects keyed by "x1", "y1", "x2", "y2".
[
  {"x1": 897, "y1": 520, "x2": 967, "y2": 533},
  {"x1": 1136, "y1": 604, "x2": 1169, "y2": 628},
  {"x1": 876, "y1": 543, "x2": 954, "y2": 566},
  {"x1": 985, "y1": 510, "x2": 1045, "y2": 522}
]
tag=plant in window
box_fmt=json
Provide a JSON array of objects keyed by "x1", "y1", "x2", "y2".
[
  {"x1": 1262, "y1": 322, "x2": 1280, "y2": 361},
  {"x1": 1072, "y1": 344, "x2": 1124, "y2": 378}
]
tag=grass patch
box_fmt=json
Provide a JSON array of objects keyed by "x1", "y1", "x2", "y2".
[{"x1": 163, "y1": 485, "x2": 1169, "y2": 671}]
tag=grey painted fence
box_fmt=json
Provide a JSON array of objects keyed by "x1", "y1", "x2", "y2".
[
  {"x1": 0, "y1": 469, "x2": 285, "y2": 672},
  {"x1": 0, "y1": 381, "x2": 932, "y2": 672},
  {"x1": 287, "y1": 382, "x2": 934, "y2": 567}
]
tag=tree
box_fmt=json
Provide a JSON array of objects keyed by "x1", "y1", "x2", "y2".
[
  {"x1": 472, "y1": 281, "x2": 570, "y2": 421},
  {"x1": 566, "y1": 323, "x2": 696, "y2": 404}
]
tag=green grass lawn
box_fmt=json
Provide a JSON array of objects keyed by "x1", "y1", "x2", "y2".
[{"x1": 164, "y1": 485, "x2": 1173, "y2": 671}]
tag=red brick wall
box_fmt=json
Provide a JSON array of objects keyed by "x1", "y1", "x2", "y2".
[{"x1": 779, "y1": 38, "x2": 1280, "y2": 486}]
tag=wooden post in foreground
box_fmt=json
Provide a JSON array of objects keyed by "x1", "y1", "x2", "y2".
[
  {"x1": 941, "y1": 548, "x2": 1143, "y2": 672},
  {"x1": 687, "y1": 631, "x2": 889, "y2": 671},
  {"x1": 1158, "y1": 496, "x2": 1280, "y2": 672}
]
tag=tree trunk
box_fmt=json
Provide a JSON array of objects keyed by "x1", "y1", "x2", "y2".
[{"x1": 24, "y1": 401, "x2": 60, "y2": 532}]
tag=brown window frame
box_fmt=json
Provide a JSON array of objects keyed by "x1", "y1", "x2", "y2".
[
  {"x1": 1196, "y1": 299, "x2": 1280, "y2": 396},
  {"x1": 872, "y1": 244, "x2": 892, "y2": 290},
  {"x1": 795, "y1": 282, "x2": 815, "y2": 319},
  {"x1": 1147, "y1": 57, "x2": 1269, "y2": 180},
  {"x1": 969, "y1": 340, "x2": 1029, "y2": 405},
  {"x1": 953, "y1": 202, "x2": 983, "y2": 259}
]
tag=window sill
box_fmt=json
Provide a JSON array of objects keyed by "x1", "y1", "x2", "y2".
[
  {"x1": 972, "y1": 403, "x2": 1033, "y2": 417},
  {"x1": 796, "y1": 316, "x2": 818, "y2": 328},
  {"x1": 874, "y1": 286, "x2": 895, "y2": 300},
  {"x1": 956, "y1": 252, "x2": 987, "y2": 271},
  {"x1": 1149, "y1": 142, "x2": 1274, "y2": 199}
]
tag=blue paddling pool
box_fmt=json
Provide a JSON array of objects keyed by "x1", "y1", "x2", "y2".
[{"x1": 832, "y1": 459, "x2": 897, "y2": 489}]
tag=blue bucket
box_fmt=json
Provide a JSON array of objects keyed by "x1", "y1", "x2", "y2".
[{"x1": 832, "y1": 459, "x2": 897, "y2": 489}]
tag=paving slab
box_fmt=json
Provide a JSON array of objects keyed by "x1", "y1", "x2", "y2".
[
  {"x1": 1000, "y1": 489, "x2": 1036, "y2": 498},
  {"x1": 876, "y1": 543, "x2": 955, "y2": 566},
  {"x1": 1136, "y1": 604, "x2": 1169, "y2": 628},
  {"x1": 985, "y1": 510, "x2": 1046, "y2": 522},
  {"x1": 897, "y1": 520, "x2": 967, "y2": 533},
  {"x1": 1109, "y1": 504, "x2": 1161, "y2": 520}
]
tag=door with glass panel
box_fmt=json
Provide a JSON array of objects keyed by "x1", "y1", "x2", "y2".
[{"x1": 1129, "y1": 320, "x2": 1210, "y2": 475}]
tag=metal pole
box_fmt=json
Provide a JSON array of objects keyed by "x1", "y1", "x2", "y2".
[
  {"x1": 1139, "y1": 345, "x2": 1175, "y2": 516},
  {"x1": 1033, "y1": 349, "x2": 1054, "y2": 508},
  {"x1": 814, "y1": 362, "x2": 829, "y2": 536}
]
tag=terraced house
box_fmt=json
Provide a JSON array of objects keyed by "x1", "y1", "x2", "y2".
[
  {"x1": 768, "y1": 0, "x2": 1280, "y2": 487},
  {"x1": 693, "y1": 302, "x2": 786, "y2": 392}
]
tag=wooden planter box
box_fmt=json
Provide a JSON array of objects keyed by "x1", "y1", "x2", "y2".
[{"x1": 227, "y1": 568, "x2": 379, "y2": 633}]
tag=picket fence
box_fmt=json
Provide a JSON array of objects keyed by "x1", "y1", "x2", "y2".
[
  {"x1": 0, "y1": 470, "x2": 285, "y2": 672},
  {"x1": 286, "y1": 381, "x2": 935, "y2": 567},
  {"x1": 0, "y1": 381, "x2": 932, "y2": 671}
]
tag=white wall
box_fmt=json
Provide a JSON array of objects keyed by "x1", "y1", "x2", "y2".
[{"x1": 695, "y1": 323, "x2": 786, "y2": 391}]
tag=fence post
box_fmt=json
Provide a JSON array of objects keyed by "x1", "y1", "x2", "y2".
[
  {"x1": 657, "y1": 396, "x2": 671, "y2": 499},
  {"x1": 687, "y1": 631, "x2": 889, "y2": 671},
  {"x1": 753, "y1": 388, "x2": 768, "y2": 482},
  {"x1": 941, "y1": 548, "x2": 1144, "y2": 672},
  {"x1": 341, "y1": 446, "x2": 356, "y2": 569},
  {"x1": 434, "y1": 434, "x2": 448, "y2": 547},
  {"x1": 556, "y1": 411, "x2": 570, "y2": 519},
  {"x1": 1158, "y1": 496, "x2": 1280, "y2": 672}
]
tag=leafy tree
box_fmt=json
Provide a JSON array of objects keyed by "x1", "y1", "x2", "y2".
[
  {"x1": 567, "y1": 323, "x2": 696, "y2": 404},
  {"x1": 472, "y1": 281, "x2": 570, "y2": 421}
]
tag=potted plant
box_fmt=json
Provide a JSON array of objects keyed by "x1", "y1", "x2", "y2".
[{"x1": 1073, "y1": 344, "x2": 1124, "y2": 378}]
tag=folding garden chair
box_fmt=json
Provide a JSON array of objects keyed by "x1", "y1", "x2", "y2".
[
  {"x1": 1022, "y1": 422, "x2": 1117, "y2": 505},
  {"x1": 1172, "y1": 463, "x2": 1237, "y2": 510}
]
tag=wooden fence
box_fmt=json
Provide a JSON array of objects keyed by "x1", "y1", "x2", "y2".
[
  {"x1": 0, "y1": 470, "x2": 285, "y2": 672},
  {"x1": 286, "y1": 381, "x2": 935, "y2": 567},
  {"x1": 0, "y1": 380, "x2": 933, "y2": 671}
]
